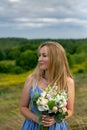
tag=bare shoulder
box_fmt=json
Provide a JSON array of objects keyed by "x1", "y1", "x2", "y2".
[
  {"x1": 67, "y1": 77, "x2": 75, "y2": 91},
  {"x1": 67, "y1": 77, "x2": 74, "y2": 85}
]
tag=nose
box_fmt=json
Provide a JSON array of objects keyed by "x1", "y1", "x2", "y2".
[{"x1": 38, "y1": 55, "x2": 43, "y2": 62}]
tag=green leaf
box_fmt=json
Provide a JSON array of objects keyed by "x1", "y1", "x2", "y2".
[
  {"x1": 32, "y1": 92, "x2": 40, "y2": 108},
  {"x1": 47, "y1": 100, "x2": 56, "y2": 109},
  {"x1": 53, "y1": 111, "x2": 68, "y2": 123},
  {"x1": 39, "y1": 125, "x2": 49, "y2": 130}
]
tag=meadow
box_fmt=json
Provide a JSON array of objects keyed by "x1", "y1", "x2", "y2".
[{"x1": 0, "y1": 72, "x2": 87, "y2": 130}]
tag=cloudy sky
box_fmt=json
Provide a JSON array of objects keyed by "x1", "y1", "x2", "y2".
[{"x1": 0, "y1": 0, "x2": 87, "y2": 39}]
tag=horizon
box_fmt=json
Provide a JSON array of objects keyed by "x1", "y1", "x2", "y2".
[{"x1": 0, "y1": 37, "x2": 87, "y2": 40}]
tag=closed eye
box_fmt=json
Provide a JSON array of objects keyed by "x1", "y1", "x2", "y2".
[{"x1": 38, "y1": 53, "x2": 48, "y2": 57}]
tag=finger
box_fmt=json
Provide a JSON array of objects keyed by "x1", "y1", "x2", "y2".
[
  {"x1": 42, "y1": 119, "x2": 55, "y2": 127},
  {"x1": 42, "y1": 117, "x2": 55, "y2": 123}
]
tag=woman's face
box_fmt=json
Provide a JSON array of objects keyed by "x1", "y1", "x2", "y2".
[{"x1": 38, "y1": 46, "x2": 49, "y2": 71}]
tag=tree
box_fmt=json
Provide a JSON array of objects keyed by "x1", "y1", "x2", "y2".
[
  {"x1": 0, "y1": 50, "x2": 5, "y2": 60},
  {"x1": 16, "y1": 50, "x2": 38, "y2": 70}
]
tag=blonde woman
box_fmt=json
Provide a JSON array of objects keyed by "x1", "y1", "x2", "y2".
[{"x1": 20, "y1": 41, "x2": 75, "y2": 130}]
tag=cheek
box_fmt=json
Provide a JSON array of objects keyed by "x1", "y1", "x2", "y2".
[{"x1": 46, "y1": 59, "x2": 50, "y2": 67}]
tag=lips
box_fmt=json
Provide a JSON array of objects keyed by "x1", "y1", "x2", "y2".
[
  {"x1": 39, "y1": 62, "x2": 45, "y2": 65},
  {"x1": 39, "y1": 63, "x2": 44, "y2": 65}
]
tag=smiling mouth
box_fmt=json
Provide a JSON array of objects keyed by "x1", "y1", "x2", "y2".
[
  {"x1": 39, "y1": 62, "x2": 45, "y2": 65},
  {"x1": 39, "y1": 63, "x2": 44, "y2": 65}
]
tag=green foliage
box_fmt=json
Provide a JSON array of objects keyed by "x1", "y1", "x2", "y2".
[
  {"x1": 0, "y1": 50, "x2": 5, "y2": 60},
  {"x1": 16, "y1": 50, "x2": 38, "y2": 70},
  {"x1": 47, "y1": 100, "x2": 56, "y2": 110},
  {"x1": 71, "y1": 63, "x2": 87, "y2": 74},
  {"x1": 0, "y1": 38, "x2": 87, "y2": 74},
  {"x1": 0, "y1": 38, "x2": 45, "y2": 50},
  {"x1": 74, "y1": 53, "x2": 86, "y2": 64},
  {"x1": 11, "y1": 66, "x2": 25, "y2": 74},
  {"x1": 5, "y1": 48, "x2": 21, "y2": 60},
  {"x1": 0, "y1": 61, "x2": 24, "y2": 74},
  {"x1": 32, "y1": 92, "x2": 41, "y2": 108},
  {"x1": 19, "y1": 44, "x2": 38, "y2": 52},
  {"x1": 38, "y1": 125, "x2": 49, "y2": 130},
  {"x1": 76, "y1": 41, "x2": 87, "y2": 54},
  {"x1": 0, "y1": 37, "x2": 29, "y2": 50},
  {"x1": 67, "y1": 53, "x2": 75, "y2": 68},
  {"x1": 54, "y1": 111, "x2": 68, "y2": 123}
]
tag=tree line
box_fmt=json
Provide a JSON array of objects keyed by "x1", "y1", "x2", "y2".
[{"x1": 0, "y1": 38, "x2": 87, "y2": 74}]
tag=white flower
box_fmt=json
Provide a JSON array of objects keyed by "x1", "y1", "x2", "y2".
[
  {"x1": 62, "y1": 107, "x2": 67, "y2": 112},
  {"x1": 38, "y1": 104, "x2": 49, "y2": 111},
  {"x1": 56, "y1": 95, "x2": 61, "y2": 102},
  {"x1": 58, "y1": 101, "x2": 64, "y2": 108},
  {"x1": 62, "y1": 100, "x2": 67, "y2": 107},
  {"x1": 43, "y1": 105, "x2": 49, "y2": 111},
  {"x1": 37, "y1": 98, "x2": 48, "y2": 106},
  {"x1": 41, "y1": 91, "x2": 46, "y2": 97},
  {"x1": 35, "y1": 84, "x2": 68, "y2": 117},
  {"x1": 46, "y1": 94, "x2": 51, "y2": 99},
  {"x1": 38, "y1": 106, "x2": 45, "y2": 111}
]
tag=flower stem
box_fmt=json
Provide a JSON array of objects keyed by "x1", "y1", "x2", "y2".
[{"x1": 39, "y1": 125, "x2": 49, "y2": 130}]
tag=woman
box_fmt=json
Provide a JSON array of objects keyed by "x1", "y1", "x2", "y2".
[{"x1": 20, "y1": 41, "x2": 75, "y2": 130}]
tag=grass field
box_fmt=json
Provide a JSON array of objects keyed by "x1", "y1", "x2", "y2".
[{"x1": 0, "y1": 72, "x2": 87, "y2": 130}]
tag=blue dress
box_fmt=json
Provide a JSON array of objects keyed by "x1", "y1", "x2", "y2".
[{"x1": 22, "y1": 86, "x2": 68, "y2": 130}]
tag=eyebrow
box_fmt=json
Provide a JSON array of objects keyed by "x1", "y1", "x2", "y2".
[{"x1": 39, "y1": 52, "x2": 48, "y2": 55}]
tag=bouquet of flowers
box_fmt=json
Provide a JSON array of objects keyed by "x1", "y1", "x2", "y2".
[{"x1": 32, "y1": 83, "x2": 68, "y2": 130}]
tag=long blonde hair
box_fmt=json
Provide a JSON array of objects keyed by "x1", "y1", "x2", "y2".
[{"x1": 32, "y1": 41, "x2": 72, "y2": 90}]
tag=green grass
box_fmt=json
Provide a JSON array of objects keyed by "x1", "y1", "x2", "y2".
[
  {"x1": 0, "y1": 84, "x2": 23, "y2": 130},
  {"x1": 67, "y1": 74, "x2": 87, "y2": 130},
  {"x1": 0, "y1": 72, "x2": 87, "y2": 130},
  {"x1": 0, "y1": 71, "x2": 31, "y2": 130}
]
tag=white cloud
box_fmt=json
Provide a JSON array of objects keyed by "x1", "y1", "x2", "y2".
[
  {"x1": 18, "y1": 23, "x2": 44, "y2": 28},
  {"x1": 0, "y1": 0, "x2": 87, "y2": 38},
  {"x1": 14, "y1": 17, "x2": 87, "y2": 25},
  {"x1": 15, "y1": 18, "x2": 30, "y2": 22},
  {"x1": 0, "y1": 6, "x2": 4, "y2": 11},
  {"x1": 8, "y1": 0, "x2": 21, "y2": 2}
]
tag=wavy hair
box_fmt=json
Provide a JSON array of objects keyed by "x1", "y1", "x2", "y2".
[{"x1": 32, "y1": 41, "x2": 72, "y2": 90}]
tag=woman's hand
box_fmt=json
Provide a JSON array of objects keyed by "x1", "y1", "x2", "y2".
[{"x1": 41, "y1": 115, "x2": 56, "y2": 127}]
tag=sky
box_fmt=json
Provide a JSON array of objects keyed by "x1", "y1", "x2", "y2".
[{"x1": 0, "y1": 0, "x2": 87, "y2": 39}]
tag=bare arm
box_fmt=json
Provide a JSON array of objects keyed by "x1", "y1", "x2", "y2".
[
  {"x1": 20, "y1": 75, "x2": 38, "y2": 123},
  {"x1": 66, "y1": 77, "x2": 75, "y2": 120}
]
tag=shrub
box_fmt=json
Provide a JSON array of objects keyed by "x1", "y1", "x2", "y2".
[
  {"x1": 71, "y1": 64, "x2": 86, "y2": 74},
  {"x1": 5, "y1": 48, "x2": 21, "y2": 60},
  {"x1": 67, "y1": 53, "x2": 75, "y2": 68},
  {"x1": 0, "y1": 63, "x2": 24, "y2": 74},
  {"x1": 0, "y1": 50, "x2": 5, "y2": 60},
  {"x1": 16, "y1": 50, "x2": 38, "y2": 70}
]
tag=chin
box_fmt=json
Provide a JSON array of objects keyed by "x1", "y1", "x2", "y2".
[
  {"x1": 40, "y1": 67, "x2": 45, "y2": 70},
  {"x1": 39, "y1": 66, "x2": 47, "y2": 70}
]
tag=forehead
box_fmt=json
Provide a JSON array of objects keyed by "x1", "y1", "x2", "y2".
[{"x1": 39, "y1": 46, "x2": 48, "y2": 54}]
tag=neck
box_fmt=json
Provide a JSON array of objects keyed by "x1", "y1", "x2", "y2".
[{"x1": 44, "y1": 70, "x2": 49, "y2": 81}]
